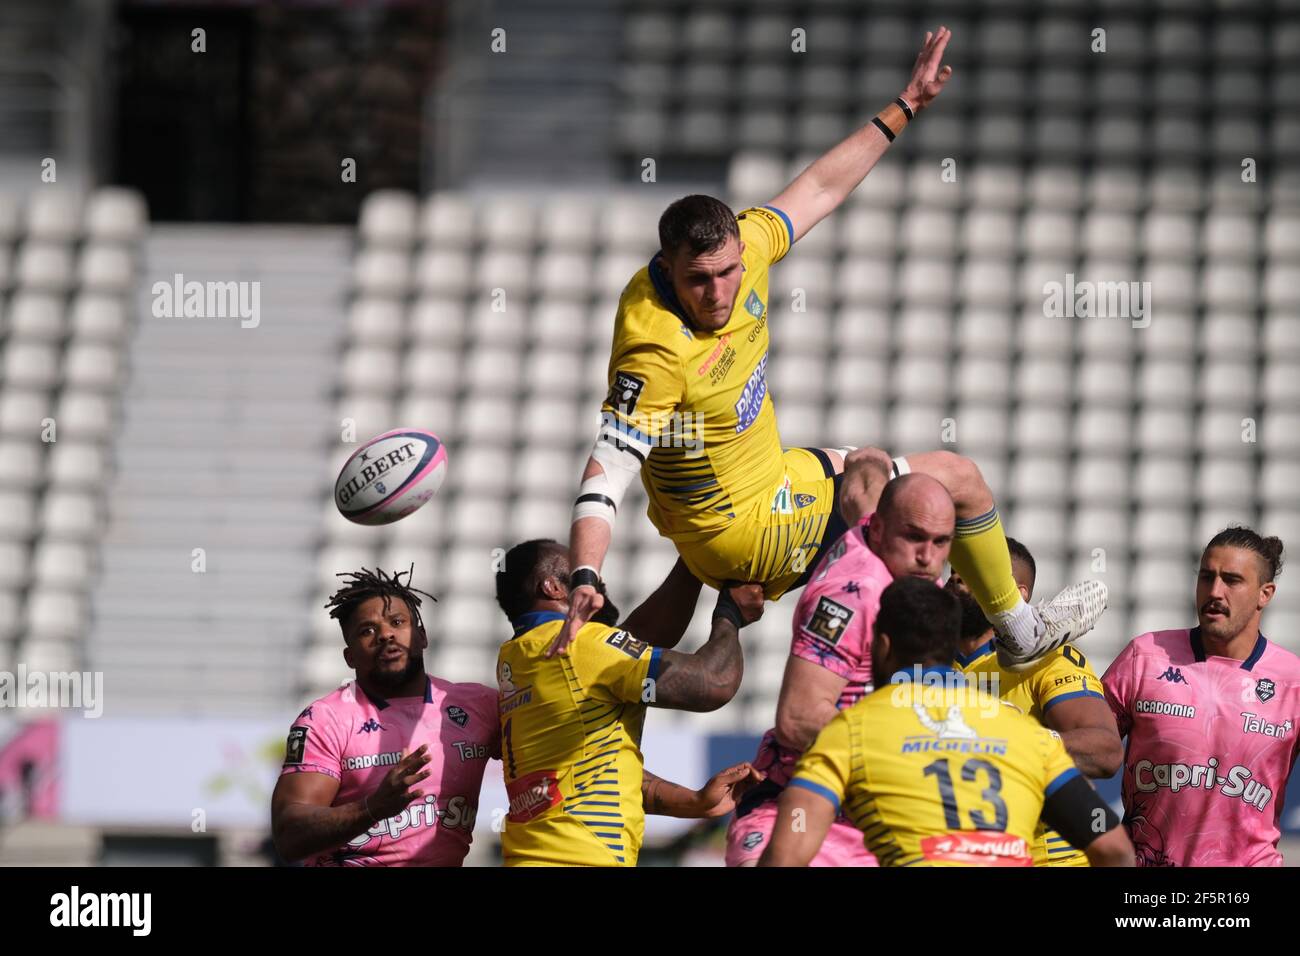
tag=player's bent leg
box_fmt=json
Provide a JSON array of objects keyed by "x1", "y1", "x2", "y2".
[
  {"x1": 856, "y1": 448, "x2": 1109, "y2": 668},
  {"x1": 618, "y1": 557, "x2": 704, "y2": 649}
]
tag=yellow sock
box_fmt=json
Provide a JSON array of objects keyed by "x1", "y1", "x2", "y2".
[{"x1": 948, "y1": 507, "x2": 1022, "y2": 616}]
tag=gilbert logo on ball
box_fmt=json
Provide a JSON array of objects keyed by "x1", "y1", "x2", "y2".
[{"x1": 335, "y1": 429, "x2": 448, "y2": 525}]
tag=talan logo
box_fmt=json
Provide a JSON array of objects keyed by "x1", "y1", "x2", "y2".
[{"x1": 1157, "y1": 667, "x2": 1187, "y2": 684}]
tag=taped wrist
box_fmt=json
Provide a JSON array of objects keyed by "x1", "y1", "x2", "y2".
[{"x1": 572, "y1": 424, "x2": 645, "y2": 528}]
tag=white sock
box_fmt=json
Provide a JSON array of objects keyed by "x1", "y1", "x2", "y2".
[{"x1": 991, "y1": 599, "x2": 1039, "y2": 656}]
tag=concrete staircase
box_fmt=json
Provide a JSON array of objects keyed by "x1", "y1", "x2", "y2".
[{"x1": 87, "y1": 225, "x2": 352, "y2": 715}]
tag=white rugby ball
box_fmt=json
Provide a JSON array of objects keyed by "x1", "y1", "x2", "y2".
[{"x1": 335, "y1": 428, "x2": 448, "y2": 525}]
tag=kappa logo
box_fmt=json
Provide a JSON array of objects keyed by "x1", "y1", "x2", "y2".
[
  {"x1": 297, "y1": 705, "x2": 314, "y2": 720},
  {"x1": 805, "y1": 596, "x2": 854, "y2": 646},
  {"x1": 742, "y1": 831, "x2": 764, "y2": 851},
  {"x1": 357, "y1": 718, "x2": 385, "y2": 734},
  {"x1": 446, "y1": 705, "x2": 469, "y2": 727},
  {"x1": 1256, "y1": 678, "x2": 1276, "y2": 703},
  {"x1": 1157, "y1": 667, "x2": 1187, "y2": 684}
]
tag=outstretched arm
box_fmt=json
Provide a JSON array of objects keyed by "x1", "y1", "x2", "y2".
[
  {"x1": 648, "y1": 586, "x2": 764, "y2": 711},
  {"x1": 766, "y1": 26, "x2": 952, "y2": 243},
  {"x1": 642, "y1": 763, "x2": 764, "y2": 818}
]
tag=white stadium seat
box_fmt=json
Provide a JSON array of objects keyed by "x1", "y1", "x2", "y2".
[
  {"x1": 69, "y1": 294, "x2": 127, "y2": 342},
  {"x1": 359, "y1": 190, "x2": 418, "y2": 248},
  {"x1": 0, "y1": 441, "x2": 43, "y2": 488},
  {"x1": 16, "y1": 241, "x2": 74, "y2": 292},
  {"x1": 352, "y1": 248, "x2": 411, "y2": 297},
  {"x1": 85, "y1": 187, "x2": 147, "y2": 242},
  {"x1": 347, "y1": 297, "x2": 405, "y2": 346},
  {"x1": 63, "y1": 344, "x2": 121, "y2": 391},
  {"x1": 76, "y1": 244, "x2": 134, "y2": 293},
  {"x1": 25, "y1": 193, "x2": 82, "y2": 241},
  {"x1": 7, "y1": 292, "x2": 65, "y2": 342}
]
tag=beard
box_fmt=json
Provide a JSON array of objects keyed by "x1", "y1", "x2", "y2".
[
  {"x1": 369, "y1": 649, "x2": 425, "y2": 690},
  {"x1": 950, "y1": 584, "x2": 992, "y2": 641}
]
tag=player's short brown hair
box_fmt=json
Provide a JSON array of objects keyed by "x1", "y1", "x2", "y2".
[{"x1": 658, "y1": 194, "x2": 739, "y2": 257}]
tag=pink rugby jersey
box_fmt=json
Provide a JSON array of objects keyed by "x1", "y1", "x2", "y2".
[
  {"x1": 1103, "y1": 628, "x2": 1300, "y2": 867},
  {"x1": 280, "y1": 675, "x2": 500, "y2": 866},
  {"x1": 750, "y1": 515, "x2": 891, "y2": 790}
]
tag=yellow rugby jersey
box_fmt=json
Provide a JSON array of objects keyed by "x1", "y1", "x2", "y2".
[
  {"x1": 496, "y1": 611, "x2": 661, "y2": 867},
  {"x1": 791, "y1": 666, "x2": 1082, "y2": 867},
  {"x1": 600, "y1": 205, "x2": 794, "y2": 542},
  {"x1": 953, "y1": 640, "x2": 1105, "y2": 866}
]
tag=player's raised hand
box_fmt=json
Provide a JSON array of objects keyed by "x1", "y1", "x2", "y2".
[
  {"x1": 366, "y1": 744, "x2": 432, "y2": 820},
  {"x1": 545, "y1": 585, "x2": 604, "y2": 658},
  {"x1": 695, "y1": 763, "x2": 765, "y2": 818},
  {"x1": 900, "y1": 25, "x2": 953, "y2": 112}
]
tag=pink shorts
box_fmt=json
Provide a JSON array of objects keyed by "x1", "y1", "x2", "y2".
[{"x1": 725, "y1": 800, "x2": 878, "y2": 867}]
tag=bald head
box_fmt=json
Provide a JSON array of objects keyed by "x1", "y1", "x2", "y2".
[{"x1": 867, "y1": 474, "x2": 956, "y2": 582}]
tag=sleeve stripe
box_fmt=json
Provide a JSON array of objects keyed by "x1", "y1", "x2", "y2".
[
  {"x1": 761, "y1": 204, "x2": 795, "y2": 245},
  {"x1": 1041, "y1": 688, "x2": 1105, "y2": 712},
  {"x1": 647, "y1": 647, "x2": 663, "y2": 682},
  {"x1": 576, "y1": 493, "x2": 617, "y2": 514},
  {"x1": 789, "y1": 776, "x2": 842, "y2": 813},
  {"x1": 1045, "y1": 767, "x2": 1081, "y2": 798}
]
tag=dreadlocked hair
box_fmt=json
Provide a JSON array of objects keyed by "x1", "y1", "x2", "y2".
[{"x1": 325, "y1": 565, "x2": 438, "y2": 639}]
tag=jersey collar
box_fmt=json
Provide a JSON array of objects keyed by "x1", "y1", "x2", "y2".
[
  {"x1": 647, "y1": 253, "x2": 696, "y2": 330},
  {"x1": 1189, "y1": 626, "x2": 1268, "y2": 670},
  {"x1": 953, "y1": 638, "x2": 996, "y2": 668},
  {"x1": 888, "y1": 663, "x2": 960, "y2": 683},
  {"x1": 358, "y1": 674, "x2": 434, "y2": 710},
  {"x1": 511, "y1": 609, "x2": 567, "y2": 638}
]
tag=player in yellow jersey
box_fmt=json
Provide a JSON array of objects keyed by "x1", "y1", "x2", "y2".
[
  {"x1": 493, "y1": 538, "x2": 765, "y2": 866},
  {"x1": 552, "y1": 26, "x2": 1107, "y2": 676},
  {"x1": 946, "y1": 538, "x2": 1122, "y2": 866},
  {"x1": 759, "y1": 578, "x2": 1134, "y2": 867}
]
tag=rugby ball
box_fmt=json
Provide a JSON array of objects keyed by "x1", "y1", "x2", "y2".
[{"x1": 334, "y1": 429, "x2": 448, "y2": 525}]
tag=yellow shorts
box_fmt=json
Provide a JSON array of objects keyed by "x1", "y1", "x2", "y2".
[{"x1": 673, "y1": 448, "x2": 846, "y2": 600}]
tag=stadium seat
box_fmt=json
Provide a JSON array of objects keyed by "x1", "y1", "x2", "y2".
[
  {"x1": 1075, "y1": 407, "x2": 1134, "y2": 458},
  {"x1": 889, "y1": 405, "x2": 948, "y2": 452},
  {"x1": 1070, "y1": 504, "x2": 1129, "y2": 555},
  {"x1": 1145, "y1": 260, "x2": 1197, "y2": 310},
  {"x1": 458, "y1": 396, "x2": 519, "y2": 448},
  {"x1": 359, "y1": 190, "x2": 418, "y2": 248},
  {"x1": 1015, "y1": 356, "x2": 1071, "y2": 406},
  {"x1": 16, "y1": 241, "x2": 74, "y2": 292},
  {"x1": 849, "y1": 160, "x2": 905, "y2": 209},
  {"x1": 3, "y1": 343, "x2": 59, "y2": 389},
  {"x1": 420, "y1": 193, "x2": 475, "y2": 246},
  {"x1": 0, "y1": 441, "x2": 43, "y2": 488},
  {"x1": 1072, "y1": 456, "x2": 1131, "y2": 506},
  {"x1": 594, "y1": 250, "x2": 650, "y2": 296},
  {"x1": 341, "y1": 347, "x2": 401, "y2": 397},
  {"x1": 1260, "y1": 460, "x2": 1300, "y2": 507},
  {"x1": 25, "y1": 193, "x2": 82, "y2": 242},
  {"x1": 24, "y1": 588, "x2": 84, "y2": 640},
  {"x1": 475, "y1": 250, "x2": 532, "y2": 297},
  {"x1": 772, "y1": 353, "x2": 828, "y2": 403},
  {"x1": 1196, "y1": 456, "x2": 1256, "y2": 508},
  {"x1": 40, "y1": 491, "x2": 101, "y2": 541},
  {"x1": 1200, "y1": 313, "x2": 1258, "y2": 361},
  {"x1": 1076, "y1": 357, "x2": 1133, "y2": 407},
  {"x1": 1138, "y1": 309, "x2": 1196, "y2": 359},
  {"x1": 1081, "y1": 211, "x2": 1138, "y2": 258},
  {"x1": 777, "y1": 400, "x2": 824, "y2": 449},
  {"x1": 1202, "y1": 262, "x2": 1258, "y2": 310},
  {"x1": 1263, "y1": 262, "x2": 1300, "y2": 310},
  {"x1": 1028, "y1": 166, "x2": 1085, "y2": 211},
  {"x1": 63, "y1": 343, "x2": 121, "y2": 391},
  {"x1": 449, "y1": 495, "x2": 509, "y2": 546},
  {"x1": 404, "y1": 346, "x2": 461, "y2": 396},
  {"x1": 1142, "y1": 211, "x2": 1197, "y2": 260},
  {"x1": 1011, "y1": 406, "x2": 1070, "y2": 454},
  {"x1": 1198, "y1": 359, "x2": 1256, "y2": 409},
  {"x1": 1010, "y1": 455, "x2": 1069, "y2": 505},
  {"x1": 1132, "y1": 507, "x2": 1195, "y2": 560},
  {"x1": 69, "y1": 294, "x2": 128, "y2": 343},
  {"x1": 7, "y1": 292, "x2": 65, "y2": 342},
  {"x1": 954, "y1": 356, "x2": 1010, "y2": 405},
  {"x1": 1265, "y1": 212, "x2": 1300, "y2": 260},
  {"x1": 907, "y1": 160, "x2": 963, "y2": 209},
  {"x1": 1263, "y1": 361, "x2": 1300, "y2": 408},
  {"x1": 85, "y1": 187, "x2": 148, "y2": 243},
  {"x1": 1138, "y1": 408, "x2": 1196, "y2": 455},
  {"x1": 1144, "y1": 356, "x2": 1190, "y2": 408},
  {"x1": 1135, "y1": 456, "x2": 1193, "y2": 505},
  {"x1": 414, "y1": 248, "x2": 471, "y2": 296},
  {"x1": 449, "y1": 446, "x2": 512, "y2": 495},
  {"x1": 353, "y1": 248, "x2": 411, "y2": 297},
  {"x1": 347, "y1": 298, "x2": 406, "y2": 347}
]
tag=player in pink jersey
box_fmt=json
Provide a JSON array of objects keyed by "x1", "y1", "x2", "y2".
[
  {"x1": 725, "y1": 474, "x2": 954, "y2": 865},
  {"x1": 272, "y1": 567, "x2": 500, "y2": 866},
  {"x1": 1104, "y1": 527, "x2": 1300, "y2": 866}
]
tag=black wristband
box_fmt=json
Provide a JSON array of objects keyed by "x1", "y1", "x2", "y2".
[
  {"x1": 894, "y1": 96, "x2": 914, "y2": 121},
  {"x1": 569, "y1": 567, "x2": 601, "y2": 591},
  {"x1": 713, "y1": 588, "x2": 746, "y2": 630}
]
